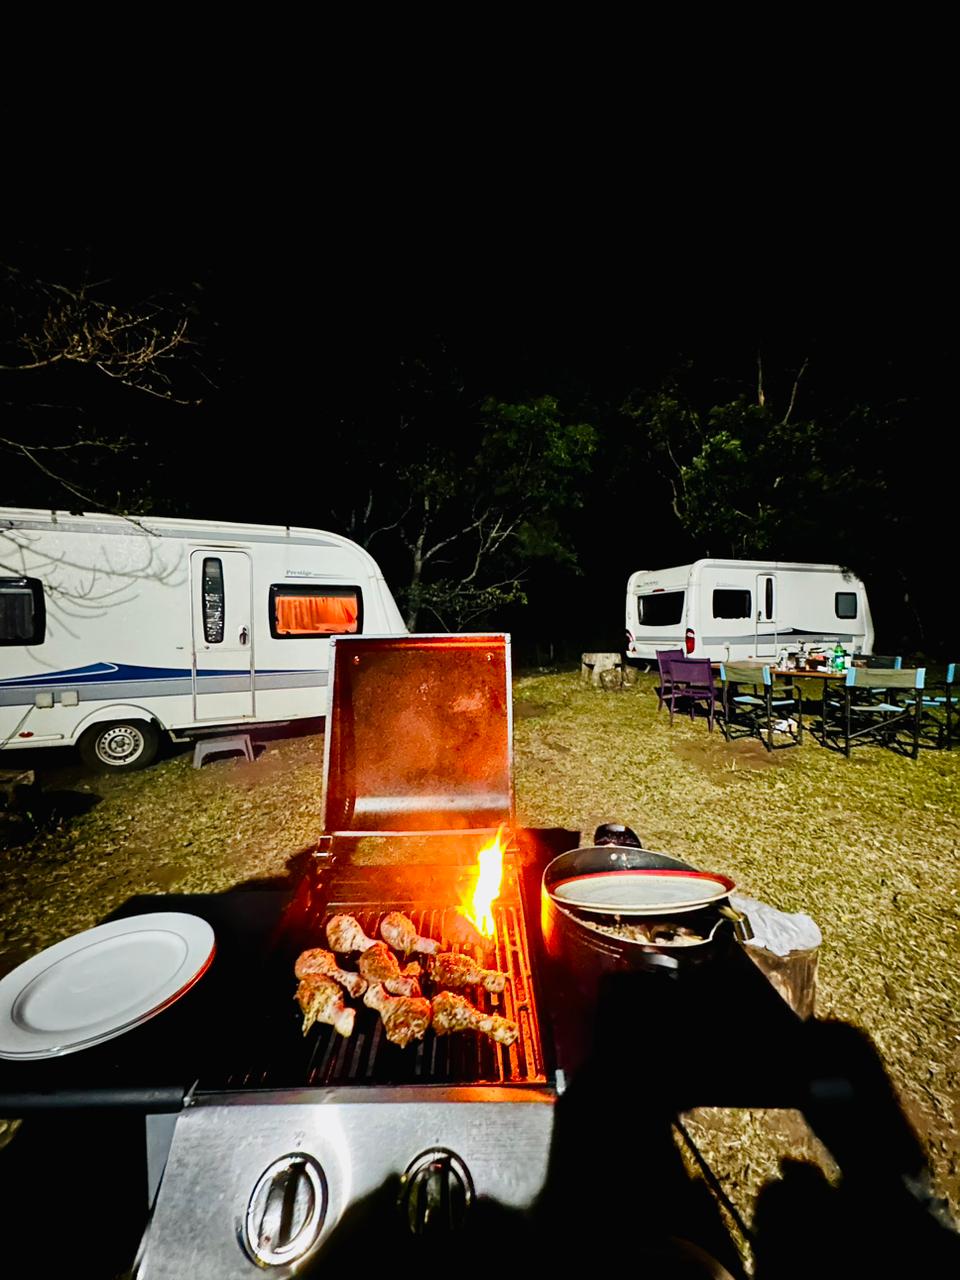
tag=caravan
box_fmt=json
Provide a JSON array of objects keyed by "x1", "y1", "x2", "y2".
[
  {"x1": 625, "y1": 559, "x2": 874, "y2": 663},
  {"x1": 0, "y1": 508, "x2": 406, "y2": 769}
]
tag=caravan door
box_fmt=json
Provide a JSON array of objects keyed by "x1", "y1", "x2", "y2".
[
  {"x1": 190, "y1": 550, "x2": 255, "y2": 721},
  {"x1": 755, "y1": 573, "x2": 778, "y2": 657}
]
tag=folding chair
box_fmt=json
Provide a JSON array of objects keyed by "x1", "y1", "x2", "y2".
[
  {"x1": 824, "y1": 656, "x2": 902, "y2": 736},
  {"x1": 719, "y1": 663, "x2": 803, "y2": 751},
  {"x1": 654, "y1": 648, "x2": 685, "y2": 713},
  {"x1": 920, "y1": 662, "x2": 956, "y2": 751},
  {"x1": 823, "y1": 666, "x2": 926, "y2": 759},
  {"x1": 665, "y1": 657, "x2": 718, "y2": 731}
]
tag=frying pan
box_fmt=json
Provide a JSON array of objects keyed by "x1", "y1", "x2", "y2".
[{"x1": 541, "y1": 845, "x2": 750, "y2": 972}]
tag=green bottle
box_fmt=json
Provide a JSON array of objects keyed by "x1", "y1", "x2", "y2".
[{"x1": 833, "y1": 643, "x2": 844, "y2": 671}]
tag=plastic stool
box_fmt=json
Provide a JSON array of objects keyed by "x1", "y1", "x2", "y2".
[{"x1": 193, "y1": 734, "x2": 255, "y2": 768}]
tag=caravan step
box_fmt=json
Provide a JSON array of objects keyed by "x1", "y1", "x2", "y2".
[{"x1": 192, "y1": 735, "x2": 255, "y2": 769}]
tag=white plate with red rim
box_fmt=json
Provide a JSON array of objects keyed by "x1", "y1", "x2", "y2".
[
  {"x1": 0, "y1": 913, "x2": 215, "y2": 1060},
  {"x1": 550, "y1": 869, "x2": 735, "y2": 915}
]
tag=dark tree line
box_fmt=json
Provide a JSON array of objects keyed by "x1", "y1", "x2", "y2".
[{"x1": 1, "y1": 246, "x2": 949, "y2": 659}]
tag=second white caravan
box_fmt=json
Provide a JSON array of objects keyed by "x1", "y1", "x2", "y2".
[
  {"x1": 625, "y1": 559, "x2": 874, "y2": 663},
  {"x1": 0, "y1": 509, "x2": 407, "y2": 769}
]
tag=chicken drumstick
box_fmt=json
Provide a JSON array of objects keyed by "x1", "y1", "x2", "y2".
[
  {"x1": 326, "y1": 914, "x2": 377, "y2": 953},
  {"x1": 431, "y1": 991, "x2": 518, "y2": 1046},
  {"x1": 295, "y1": 975, "x2": 355, "y2": 1038},
  {"x1": 380, "y1": 911, "x2": 440, "y2": 955},
  {"x1": 428, "y1": 951, "x2": 508, "y2": 993},
  {"x1": 295, "y1": 948, "x2": 367, "y2": 998},
  {"x1": 358, "y1": 942, "x2": 423, "y2": 997},
  {"x1": 363, "y1": 983, "x2": 432, "y2": 1047}
]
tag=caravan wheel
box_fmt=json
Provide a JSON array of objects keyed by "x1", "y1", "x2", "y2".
[{"x1": 79, "y1": 721, "x2": 160, "y2": 772}]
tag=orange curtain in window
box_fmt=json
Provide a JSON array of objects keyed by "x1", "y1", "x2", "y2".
[{"x1": 275, "y1": 594, "x2": 358, "y2": 635}]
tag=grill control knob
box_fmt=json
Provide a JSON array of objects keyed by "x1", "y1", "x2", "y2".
[
  {"x1": 244, "y1": 1153, "x2": 327, "y2": 1267},
  {"x1": 399, "y1": 1148, "x2": 475, "y2": 1235}
]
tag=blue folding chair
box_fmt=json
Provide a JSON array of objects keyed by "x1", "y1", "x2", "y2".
[
  {"x1": 719, "y1": 663, "x2": 803, "y2": 751},
  {"x1": 823, "y1": 666, "x2": 926, "y2": 759},
  {"x1": 921, "y1": 662, "x2": 956, "y2": 750}
]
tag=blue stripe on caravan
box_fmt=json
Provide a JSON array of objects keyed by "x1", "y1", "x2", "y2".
[
  {"x1": 0, "y1": 665, "x2": 327, "y2": 706},
  {"x1": 0, "y1": 662, "x2": 321, "y2": 688}
]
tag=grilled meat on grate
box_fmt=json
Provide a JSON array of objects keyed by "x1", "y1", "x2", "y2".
[
  {"x1": 358, "y1": 942, "x2": 423, "y2": 997},
  {"x1": 295, "y1": 948, "x2": 368, "y2": 997},
  {"x1": 428, "y1": 951, "x2": 508, "y2": 993},
  {"x1": 296, "y1": 975, "x2": 356, "y2": 1038},
  {"x1": 380, "y1": 911, "x2": 441, "y2": 955},
  {"x1": 431, "y1": 991, "x2": 518, "y2": 1046},
  {"x1": 326, "y1": 914, "x2": 378, "y2": 953},
  {"x1": 363, "y1": 983, "x2": 432, "y2": 1047}
]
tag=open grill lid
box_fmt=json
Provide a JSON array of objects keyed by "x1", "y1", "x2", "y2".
[{"x1": 321, "y1": 634, "x2": 514, "y2": 841}]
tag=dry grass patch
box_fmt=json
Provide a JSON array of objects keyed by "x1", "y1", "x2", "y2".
[
  {"x1": 1, "y1": 674, "x2": 957, "y2": 1268},
  {"x1": 514, "y1": 669, "x2": 960, "y2": 1247}
]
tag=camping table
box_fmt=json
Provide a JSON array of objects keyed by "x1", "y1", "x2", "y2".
[
  {"x1": 711, "y1": 665, "x2": 846, "y2": 727},
  {"x1": 710, "y1": 664, "x2": 846, "y2": 685}
]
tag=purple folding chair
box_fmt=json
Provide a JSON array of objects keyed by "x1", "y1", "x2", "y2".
[
  {"x1": 666, "y1": 657, "x2": 718, "y2": 731},
  {"x1": 655, "y1": 648, "x2": 685, "y2": 712}
]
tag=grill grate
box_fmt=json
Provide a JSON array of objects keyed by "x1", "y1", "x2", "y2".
[
  {"x1": 216, "y1": 884, "x2": 546, "y2": 1092},
  {"x1": 304, "y1": 903, "x2": 544, "y2": 1086}
]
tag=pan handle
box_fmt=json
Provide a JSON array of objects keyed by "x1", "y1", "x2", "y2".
[
  {"x1": 593, "y1": 823, "x2": 643, "y2": 849},
  {"x1": 718, "y1": 904, "x2": 754, "y2": 943}
]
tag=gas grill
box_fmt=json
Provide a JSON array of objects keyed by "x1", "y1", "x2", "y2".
[
  {"x1": 215, "y1": 885, "x2": 548, "y2": 1094},
  {"x1": 135, "y1": 635, "x2": 560, "y2": 1278},
  {"x1": 0, "y1": 634, "x2": 814, "y2": 1278}
]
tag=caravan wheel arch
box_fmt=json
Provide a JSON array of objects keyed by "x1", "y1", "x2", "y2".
[{"x1": 73, "y1": 703, "x2": 164, "y2": 770}]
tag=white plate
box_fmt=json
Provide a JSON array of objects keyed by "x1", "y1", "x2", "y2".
[
  {"x1": 0, "y1": 913, "x2": 215, "y2": 1060},
  {"x1": 551, "y1": 869, "x2": 735, "y2": 915}
]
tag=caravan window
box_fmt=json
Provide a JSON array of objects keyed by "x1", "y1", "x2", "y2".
[
  {"x1": 637, "y1": 591, "x2": 684, "y2": 626},
  {"x1": 201, "y1": 558, "x2": 226, "y2": 644},
  {"x1": 835, "y1": 591, "x2": 858, "y2": 619},
  {"x1": 712, "y1": 589, "x2": 752, "y2": 619},
  {"x1": 0, "y1": 578, "x2": 45, "y2": 646},
  {"x1": 269, "y1": 585, "x2": 363, "y2": 638}
]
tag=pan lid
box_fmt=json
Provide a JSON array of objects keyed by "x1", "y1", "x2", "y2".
[
  {"x1": 321, "y1": 634, "x2": 513, "y2": 837},
  {"x1": 550, "y1": 868, "x2": 735, "y2": 915}
]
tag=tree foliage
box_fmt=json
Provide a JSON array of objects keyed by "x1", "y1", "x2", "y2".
[
  {"x1": 332, "y1": 349, "x2": 598, "y2": 629},
  {"x1": 387, "y1": 394, "x2": 597, "y2": 630},
  {"x1": 621, "y1": 362, "x2": 943, "y2": 650}
]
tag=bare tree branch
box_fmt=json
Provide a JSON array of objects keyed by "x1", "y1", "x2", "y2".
[
  {"x1": 0, "y1": 434, "x2": 127, "y2": 454},
  {"x1": 0, "y1": 277, "x2": 201, "y2": 405},
  {"x1": 782, "y1": 357, "x2": 809, "y2": 425},
  {"x1": 1, "y1": 437, "x2": 107, "y2": 511}
]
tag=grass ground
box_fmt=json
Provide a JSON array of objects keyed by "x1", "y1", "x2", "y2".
[
  {"x1": 513, "y1": 668, "x2": 960, "y2": 1252},
  {"x1": 1, "y1": 671, "x2": 957, "y2": 1269}
]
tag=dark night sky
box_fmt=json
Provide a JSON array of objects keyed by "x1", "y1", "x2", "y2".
[{"x1": 5, "y1": 73, "x2": 951, "y2": 655}]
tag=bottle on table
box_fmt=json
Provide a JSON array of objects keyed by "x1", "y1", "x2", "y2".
[{"x1": 833, "y1": 643, "x2": 845, "y2": 672}]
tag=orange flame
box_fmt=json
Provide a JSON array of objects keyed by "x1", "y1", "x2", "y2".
[{"x1": 463, "y1": 827, "x2": 505, "y2": 938}]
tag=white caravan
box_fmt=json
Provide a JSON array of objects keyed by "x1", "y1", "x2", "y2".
[
  {"x1": 0, "y1": 508, "x2": 406, "y2": 769},
  {"x1": 625, "y1": 559, "x2": 874, "y2": 663}
]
